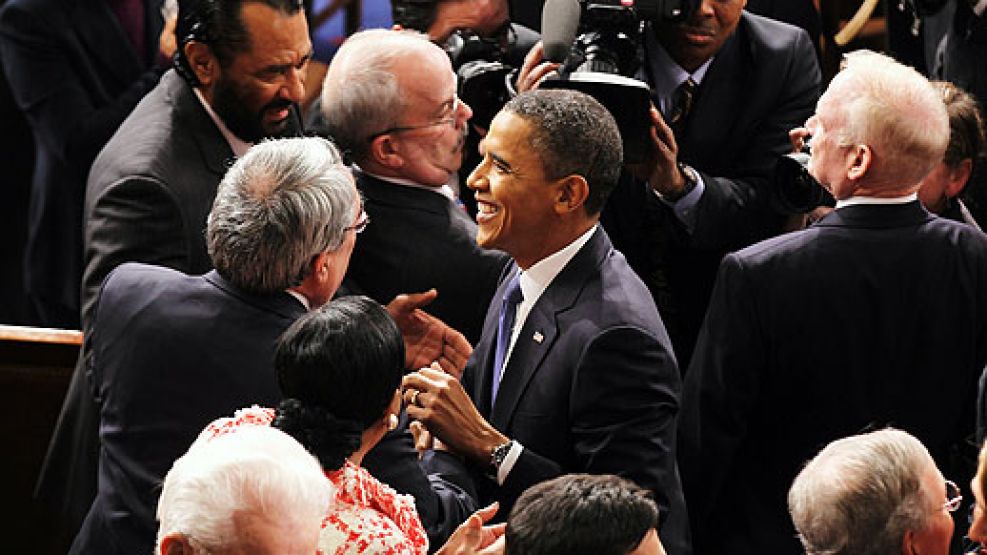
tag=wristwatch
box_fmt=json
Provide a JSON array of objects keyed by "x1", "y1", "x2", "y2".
[
  {"x1": 657, "y1": 163, "x2": 699, "y2": 202},
  {"x1": 489, "y1": 439, "x2": 515, "y2": 476}
]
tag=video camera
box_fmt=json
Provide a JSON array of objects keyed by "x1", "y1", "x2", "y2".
[{"x1": 538, "y1": 0, "x2": 697, "y2": 163}]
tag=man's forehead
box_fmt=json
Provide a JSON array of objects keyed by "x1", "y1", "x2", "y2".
[{"x1": 237, "y1": 4, "x2": 311, "y2": 60}]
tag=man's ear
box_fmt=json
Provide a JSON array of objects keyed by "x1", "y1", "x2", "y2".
[
  {"x1": 184, "y1": 41, "x2": 218, "y2": 88},
  {"x1": 160, "y1": 534, "x2": 195, "y2": 555},
  {"x1": 847, "y1": 144, "x2": 872, "y2": 182},
  {"x1": 900, "y1": 528, "x2": 918, "y2": 555},
  {"x1": 945, "y1": 158, "x2": 973, "y2": 199},
  {"x1": 368, "y1": 135, "x2": 405, "y2": 170},
  {"x1": 553, "y1": 174, "x2": 590, "y2": 215}
]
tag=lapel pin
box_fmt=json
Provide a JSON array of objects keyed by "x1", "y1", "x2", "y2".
[{"x1": 533, "y1": 331, "x2": 544, "y2": 344}]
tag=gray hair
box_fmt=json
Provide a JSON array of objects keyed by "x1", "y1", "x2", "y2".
[
  {"x1": 320, "y1": 28, "x2": 435, "y2": 162},
  {"x1": 207, "y1": 136, "x2": 357, "y2": 293},
  {"x1": 828, "y1": 50, "x2": 949, "y2": 189},
  {"x1": 155, "y1": 425, "x2": 332, "y2": 552},
  {"x1": 503, "y1": 89, "x2": 623, "y2": 215},
  {"x1": 788, "y1": 429, "x2": 937, "y2": 555}
]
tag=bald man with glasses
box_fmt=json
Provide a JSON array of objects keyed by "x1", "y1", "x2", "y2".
[{"x1": 320, "y1": 28, "x2": 510, "y2": 346}]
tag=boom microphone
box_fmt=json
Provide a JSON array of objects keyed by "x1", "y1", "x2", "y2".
[{"x1": 541, "y1": 0, "x2": 580, "y2": 63}]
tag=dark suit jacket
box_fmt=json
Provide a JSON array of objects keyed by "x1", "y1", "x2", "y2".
[
  {"x1": 35, "y1": 69, "x2": 301, "y2": 534},
  {"x1": 72, "y1": 264, "x2": 478, "y2": 554},
  {"x1": 71, "y1": 264, "x2": 306, "y2": 554},
  {"x1": 460, "y1": 227, "x2": 691, "y2": 554},
  {"x1": 0, "y1": 0, "x2": 164, "y2": 326},
  {"x1": 603, "y1": 11, "x2": 821, "y2": 368},
  {"x1": 680, "y1": 202, "x2": 987, "y2": 554},
  {"x1": 346, "y1": 170, "x2": 510, "y2": 344}
]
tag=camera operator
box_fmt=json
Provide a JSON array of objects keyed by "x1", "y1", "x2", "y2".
[{"x1": 520, "y1": 0, "x2": 821, "y2": 367}]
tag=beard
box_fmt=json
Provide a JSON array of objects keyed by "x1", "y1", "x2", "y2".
[{"x1": 211, "y1": 75, "x2": 294, "y2": 143}]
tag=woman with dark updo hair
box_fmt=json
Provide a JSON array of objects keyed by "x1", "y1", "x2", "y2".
[{"x1": 196, "y1": 295, "x2": 428, "y2": 554}]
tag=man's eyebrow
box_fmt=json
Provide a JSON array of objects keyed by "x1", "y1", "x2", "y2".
[
  {"x1": 262, "y1": 50, "x2": 314, "y2": 73},
  {"x1": 490, "y1": 151, "x2": 512, "y2": 170}
]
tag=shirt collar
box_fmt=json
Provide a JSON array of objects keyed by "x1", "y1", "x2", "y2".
[
  {"x1": 644, "y1": 31, "x2": 713, "y2": 114},
  {"x1": 285, "y1": 289, "x2": 312, "y2": 311},
  {"x1": 517, "y1": 225, "x2": 597, "y2": 306},
  {"x1": 835, "y1": 193, "x2": 918, "y2": 208},
  {"x1": 193, "y1": 88, "x2": 253, "y2": 158},
  {"x1": 353, "y1": 164, "x2": 458, "y2": 201}
]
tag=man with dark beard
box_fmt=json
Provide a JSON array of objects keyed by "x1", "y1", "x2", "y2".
[{"x1": 35, "y1": 0, "x2": 312, "y2": 545}]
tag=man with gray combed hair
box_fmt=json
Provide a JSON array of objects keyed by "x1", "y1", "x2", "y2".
[
  {"x1": 788, "y1": 429, "x2": 957, "y2": 555},
  {"x1": 679, "y1": 51, "x2": 987, "y2": 554},
  {"x1": 156, "y1": 425, "x2": 332, "y2": 555},
  {"x1": 320, "y1": 28, "x2": 509, "y2": 345},
  {"x1": 77, "y1": 137, "x2": 471, "y2": 555}
]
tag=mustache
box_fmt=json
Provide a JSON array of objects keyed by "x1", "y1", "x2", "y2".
[{"x1": 264, "y1": 98, "x2": 293, "y2": 113}]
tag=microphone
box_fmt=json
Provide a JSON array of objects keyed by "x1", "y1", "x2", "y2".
[{"x1": 541, "y1": 0, "x2": 580, "y2": 63}]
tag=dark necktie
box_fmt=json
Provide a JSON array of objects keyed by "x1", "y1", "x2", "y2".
[
  {"x1": 491, "y1": 273, "x2": 523, "y2": 405},
  {"x1": 106, "y1": 0, "x2": 146, "y2": 62},
  {"x1": 668, "y1": 78, "x2": 697, "y2": 135}
]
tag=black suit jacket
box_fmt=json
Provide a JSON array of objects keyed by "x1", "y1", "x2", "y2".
[
  {"x1": 460, "y1": 227, "x2": 691, "y2": 554},
  {"x1": 680, "y1": 202, "x2": 987, "y2": 554},
  {"x1": 0, "y1": 0, "x2": 164, "y2": 326},
  {"x1": 603, "y1": 12, "x2": 821, "y2": 368},
  {"x1": 346, "y1": 170, "x2": 510, "y2": 344},
  {"x1": 73, "y1": 264, "x2": 478, "y2": 554},
  {"x1": 71, "y1": 264, "x2": 305, "y2": 554},
  {"x1": 35, "y1": 69, "x2": 301, "y2": 534}
]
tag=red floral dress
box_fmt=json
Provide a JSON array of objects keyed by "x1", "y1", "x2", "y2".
[{"x1": 198, "y1": 406, "x2": 429, "y2": 555}]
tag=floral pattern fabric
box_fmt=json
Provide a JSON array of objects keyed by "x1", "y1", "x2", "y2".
[{"x1": 198, "y1": 406, "x2": 429, "y2": 555}]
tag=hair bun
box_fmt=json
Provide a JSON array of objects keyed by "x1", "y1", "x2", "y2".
[{"x1": 273, "y1": 398, "x2": 363, "y2": 470}]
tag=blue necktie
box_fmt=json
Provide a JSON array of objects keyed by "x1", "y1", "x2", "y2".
[{"x1": 491, "y1": 273, "x2": 523, "y2": 405}]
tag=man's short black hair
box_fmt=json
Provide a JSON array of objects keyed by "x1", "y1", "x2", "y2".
[
  {"x1": 174, "y1": 0, "x2": 304, "y2": 82},
  {"x1": 391, "y1": 0, "x2": 440, "y2": 33},
  {"x1": 503, "y1": 89, "x2": 623, "y2": 215},
  {"x1": 506, "y1": 474, "x2": 659, "y2": 555}
]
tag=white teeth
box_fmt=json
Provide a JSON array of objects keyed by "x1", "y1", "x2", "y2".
[{"x1": 478, "y1": 203, "x2": 498, "y2": 214}]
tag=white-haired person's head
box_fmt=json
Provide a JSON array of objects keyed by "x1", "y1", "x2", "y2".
[
  {"x1": 806, "y1": 50, "x2": 949, "y2": 200},
  {"x1": 155, "y1": 425, "x2": 333, "y2": 554},
  {"x1": 788, "y1": 428, "x2": 959, "y2": 555}
]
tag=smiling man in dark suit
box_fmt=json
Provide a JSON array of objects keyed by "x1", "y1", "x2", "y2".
[
  {"x1": 679, "y1": 51, "x2": 987, "y2": 555},
  {"x1": 403, "y1": 89, "x2": 689, "y2": 554}
]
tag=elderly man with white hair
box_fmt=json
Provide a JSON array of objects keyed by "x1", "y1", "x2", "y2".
[
  {"x1": 788, "y1": 429, "x2": 960, "y2": 555},
  {"x1": 678, "y1": 50, "x2": 987, "y2": 555},
  {"x1": 156, "y1": 425, "x2": 333, "y2": 555}
]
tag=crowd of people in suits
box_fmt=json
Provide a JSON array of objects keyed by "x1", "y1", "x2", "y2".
[{"x1": 1, "y1": 0, "x2": 987, "y2": 553}]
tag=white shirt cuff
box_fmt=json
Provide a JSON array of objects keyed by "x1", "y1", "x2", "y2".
[{"x1": 496, "y1": 441, "x2": 524, "y2": 485}]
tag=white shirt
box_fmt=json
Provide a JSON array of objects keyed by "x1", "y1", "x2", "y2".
[
  {"x1": 835, "y1": 193, "x2": 919, "y2": 209},
  {"x1": 494, "y1": 224, "x2": 598, "y2": 484},
  {"x1": 354, "y1": 164, "x2": 459, "y2": 202},
  {"x1": 193, "y1": 88, "x2": 253, "y2": 158}
]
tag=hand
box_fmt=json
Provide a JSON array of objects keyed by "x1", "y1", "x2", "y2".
[
  {"x1": 159, "y1": 15, "x2": 178, "y2": 60},
  {"x1": 516, "y1": 42, "x2": 561, "y2": 93},
  {"x1": 789, "y1": 126, "x2": 810, "y2": 154},
  {"x1": 387, "y1": 290, "x2": 473, "y2": 377},
  {"x1": 628, "y1": 106, "x2": 686, "y2": 199},
  {"x1": 402, "y1": 365, "x2": 508, "y2": 464},
  {"x1": 435, "y1": 503, "x2": 507, "y2": 555}
]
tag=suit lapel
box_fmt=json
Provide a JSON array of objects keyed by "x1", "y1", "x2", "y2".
[
  {"x1": 678, "y1": 25, "x2": 747, "y2": 165},
  {"x1": 489, "y1": 228, "x2": 610, "y2": 430},
  {"x1": 165, "y1": 71, "x2": 236, "y2": 176}
]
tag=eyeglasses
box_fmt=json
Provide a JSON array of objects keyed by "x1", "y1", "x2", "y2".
[
  {"x1": 367, "y1": 94, "x2": 462, "y2": 141},
  {"x1": 945, "y1": 479, "x2": 963, "y2": 513},
  {"x1": 344, "y1": 208, "x2": 370, "y2": 234}
]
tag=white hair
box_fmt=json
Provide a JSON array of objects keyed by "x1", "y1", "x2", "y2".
[
  {"x1": 827, "y1": 50, "x2": 949, "y2": 189},
  {"x1": 320, "y1": 28, "x2": 438, "y2": 162},
  {"x1": 788, "y1": 429, "x2": 938, "y2": 555},
  {"x1": 155, "y1": 425, "x2": 333, "y2": 552}
]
